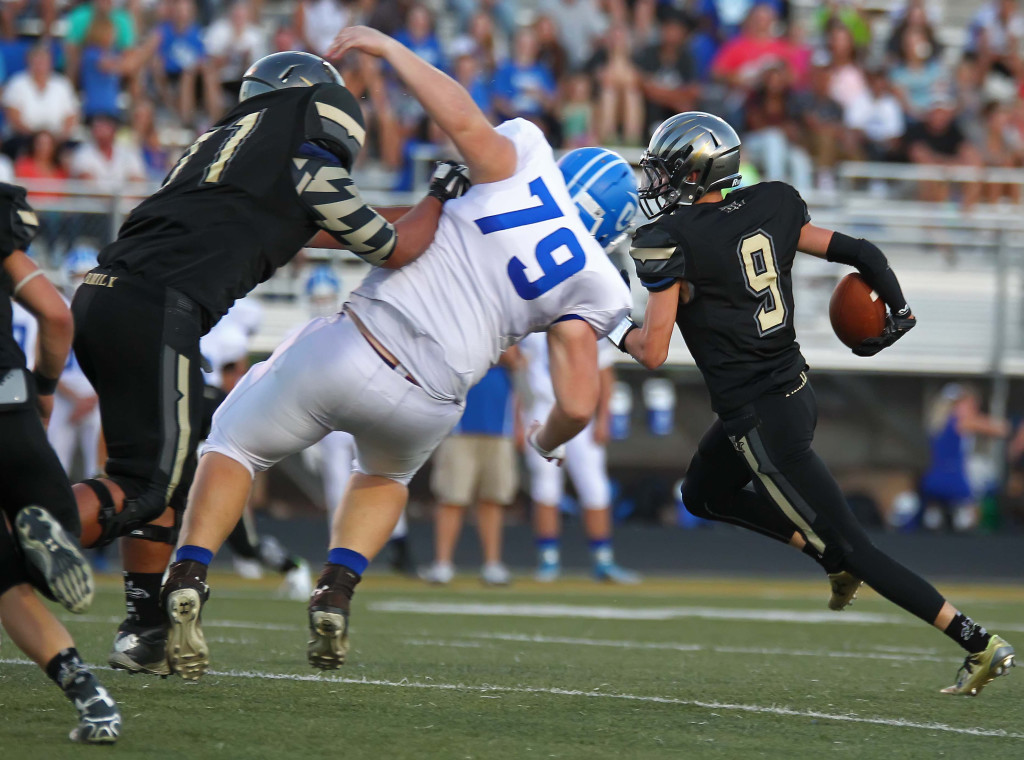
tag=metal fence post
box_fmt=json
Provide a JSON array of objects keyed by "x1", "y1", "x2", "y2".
[{"x1": 990, "y1": 227, "x2": 1011, "y2": 503}]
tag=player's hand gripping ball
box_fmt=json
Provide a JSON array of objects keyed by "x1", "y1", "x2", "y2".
[{"x1": 829, "y1": 273, "x2": 915, "y2": 356}]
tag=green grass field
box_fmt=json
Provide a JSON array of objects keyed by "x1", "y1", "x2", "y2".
[{"x1": 2, "y1": 573, "x2": 1023, "y2": 759}]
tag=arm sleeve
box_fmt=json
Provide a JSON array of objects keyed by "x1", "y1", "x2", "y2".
[
  {"x1": 826, "y1": 231, "x2": 909, "y2": 313},
  {"x1": 292, "y1": 147, "x2": 396, "y2": 267},
  {"x1": 305, "y1": 84, "x2": 367, "y2": 170},
  {"x1": 629, "y1": 222, "x2": 687, "y2": 292}
]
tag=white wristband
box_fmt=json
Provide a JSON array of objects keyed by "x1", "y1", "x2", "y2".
[
  {"x1": 528, "y1": 427, "x2": 566, "y2": 462},
  {"x1": 12, "y1": 268, "x2": 44, "y2": 297},
  {"x1": 607, "y1": 316, "x2": 637, "y2": 351}
]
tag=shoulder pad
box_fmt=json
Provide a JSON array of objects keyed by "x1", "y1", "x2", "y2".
[
  {"x1": 305, "y1": 84, "x2": 366, "y2": 169},
  {"x1": 630, "y1": 222, "x2": 686, "y2": 288},
  {"x1": 0, "y1": 182, "x2": 37, "y2": 260}
]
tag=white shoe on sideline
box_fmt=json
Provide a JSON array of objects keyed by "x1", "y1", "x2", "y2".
[
  {"x1": 481, "y1": 562, "x2": 511, "y2": 586},
  {"x1": 233, "y1": 557, "x2": 263, "y2": 580},
  {"x1": 280, "y1": 559, "x2": 312, "y2": 600},
  {"x1": 419, "y1": 562, "x2": 455, "y2": 585}
]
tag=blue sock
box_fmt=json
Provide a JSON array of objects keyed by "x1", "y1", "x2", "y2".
[
  {"x1": 176, "y1": 545, "x2": 213, "y2": 566},
  {"x1": 328, "y1": 547, "x2": 369, "y2": 576},
  {"x1": 589, "y1": 539, "x2": 613, "y2": 566},
  {"x1": 536, "y1": 537, "x2": 559, "y2": 564}
]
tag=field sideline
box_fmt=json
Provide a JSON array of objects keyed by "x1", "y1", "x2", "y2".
[{"x1": 2, "y1": 573, "x2": 1022, "y2": 759}]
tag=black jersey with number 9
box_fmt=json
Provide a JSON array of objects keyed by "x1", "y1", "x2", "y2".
[
  {"x1": 100, "y1": 83, "x2": 367, "y2": 331},
  {"x1": 631, "y1": 181, "x2": 810, "y2": 415}
]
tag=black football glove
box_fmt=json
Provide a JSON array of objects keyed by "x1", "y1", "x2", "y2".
[
  {"x1": 0, "y1": 183, "x2": 38, "y2": 257},
  {"x1": 427, "y1": 161, "x2": 471, "y2": 203},
  {"x1": 853, "y1": 307, "x2": 916, "y2": 357}
]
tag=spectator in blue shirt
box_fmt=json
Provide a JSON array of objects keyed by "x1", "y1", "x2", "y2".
[
  {"x1": 450, "y1": 42, "x2": 492, "y2": 119},
  {"x1": 492, "y1": 27, "x2": 557, "y2": 128},
  {"x1": 153, "y1": 0, "x2": 217, "y2": 125},
  {"x1": 393, "y1": 3, "x2": 446, "y2": 72},
  {"x1": 423, "y1": 356, "x2": 521, "y2": 587}
]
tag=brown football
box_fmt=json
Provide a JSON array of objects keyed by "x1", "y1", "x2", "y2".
[{"x1": 829, "y1": 273, "x2": 887, "y2": 349}]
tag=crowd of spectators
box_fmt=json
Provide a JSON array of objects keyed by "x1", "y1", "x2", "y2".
[{"x1": 2, "y1": 0, "x2": 1024, "y2": 201}]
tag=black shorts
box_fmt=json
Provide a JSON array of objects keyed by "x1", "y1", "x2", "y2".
[
  {"x1": 71, "y1": 269, "x2": 205, "y2": 518},
  {"x1": 0, "y1": 372, "x2": 78, "y2": 595}
]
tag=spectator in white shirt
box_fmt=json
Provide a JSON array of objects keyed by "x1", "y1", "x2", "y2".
[
  {"x1": 204, "y1": 0, "x2": 268, "y2": 116},
  {"x1": 844, "y1": 64, "x2": 906, "y2": 161},
  {"x1": 70, "y1": 115, "x2": 147, "y2": 193},
  {"x1": 968, "y1": 0, "x2": 1024, "y2": 64},
  {"x1": 2, "y1": 45, "x2": 79, "y2": 149}
]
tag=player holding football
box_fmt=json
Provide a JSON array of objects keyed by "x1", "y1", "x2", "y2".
[
  {"x1": 614, "y1": 111, "x2": 1013, "y2": 696},
  {"x1": 70, "y1": 50, "x2": 467, "y2": 675},
  {"x1": 160, "y1": 25, "x2": 635, "y2": 680}
]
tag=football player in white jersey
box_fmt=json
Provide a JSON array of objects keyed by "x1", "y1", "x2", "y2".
[
  {"x1": 160, "y1": 25, "x2": 634, "y2": 680},
  {"x1": 521, "y1": 332, "x2": 640, "y2": 584},
  {"x1": 303, "y1": 265, "x2": 415, "y2": 573},
  {"x1": 48, "y1": 248, "x2": 102, "y2": 479}
]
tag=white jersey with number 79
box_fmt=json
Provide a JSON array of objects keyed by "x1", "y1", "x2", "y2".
[{"x1": 348, "y1": 118, "x2": 631, "y2": 403}]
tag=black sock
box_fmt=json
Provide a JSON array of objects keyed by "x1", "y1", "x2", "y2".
[
  {"x1": 124, "y1": 571, "x2": 164, "y2": 629},
  {"x1": 944, "y1": 613, "x2": 992, "y2": 654},
  {"x1": 45, "y1": 647, "x2": 87, "y2": 690},
  {"x1": 317, "y1": 569, "x2": 362, "y2": 602}
]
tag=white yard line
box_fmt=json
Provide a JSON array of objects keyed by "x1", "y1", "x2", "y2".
[
  {"x1": 370, "y1": 600, "x2": 1024, "y2": 633},
  {"x1": 0, "y1": 657, "x2": 1016, "y2": 740},
  {"x1": 453, "y1": 632, "x2": 956, "y2": 664},
  {"x1": 63, "y1": 614, "x2": 299, "y2": 632}
]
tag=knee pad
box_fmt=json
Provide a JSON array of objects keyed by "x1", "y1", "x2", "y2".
[
  {"x1": 84, "y1": 478, "x2": 178, "y2": 547},
  {"x1": 679, "y1": 472, "x2": 713, "y2": 521}
]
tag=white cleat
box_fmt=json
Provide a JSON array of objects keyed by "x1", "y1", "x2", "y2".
[
  {"x1": 15, "y1": 506, "x2": 94, "y2": 613},
  {"x1": 165, "y1": 587, "x2": 209, "y2": 681}
]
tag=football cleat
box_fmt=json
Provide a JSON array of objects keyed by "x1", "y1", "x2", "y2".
[
  {"x1": 162, "y1": 560, "x2": 211, "y2": 681},
  {"x1": 64, "y1": 670, "x2": 121, "y2": 744},
  {"x1": 419, "y1": 561, "x2": 455, "y2": 585},
  {"x1": 534, "y1": 559, "x2": 561, "y2": 583},
  {"x1": 307, "y1": 608, "x2": 350, "y2": 670},
  {"x1": 15, "y1": 506, "x2": 94, "y2": 613},
  {"x1": 941, "y1": 635, "x2": 1015, "y2": 696},
  {"x1": 108, "y1": 623, "x2": 171, "y2": 676},
  {"x1": 827, "y1": 571, "x2": 862, "y2": 611},
  {"x1": 480, "y1": 562, "x2": 511, "y2": 586},
  {"x1": 593, "y1": 562, "x2": 642, "y2": 585},
  {"x1": 307, "y1": 567, "x2": 354, "y2": 669}
]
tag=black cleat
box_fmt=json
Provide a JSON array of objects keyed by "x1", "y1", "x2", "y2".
[
  {"x1": 15, "y1": 506, "x2": 94, "y2": 613},
  {"x1": 162, "y1": 560, "x2": 211, "y2": 681},
  {"x1": 64, "y1": 670, "x2": 121, "y2": 744},
  {"x1": 307, "y1": 564, "x2": 358, "y2": 670},
  {"x1": 108, "y1": 623, "x2": 170, "y2": 676}
]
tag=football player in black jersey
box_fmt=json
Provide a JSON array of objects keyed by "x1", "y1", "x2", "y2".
[
  {"x1": 69, "y1": 51, "x2": 470, "y2": 676},
  {"x1": 612, "y1": 112, "x2": 1014, "y2": 697},
  {"x1": 0, "y1": 185, "x2": 121, "y2": 743}
]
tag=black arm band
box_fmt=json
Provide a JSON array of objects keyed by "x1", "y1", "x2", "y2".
[
  {"x1": 32, "y1": 369, "x2": 58, "y2": 395},
  {"x1": 826, "y1": 232, "x2": 908, "y2": 313}
]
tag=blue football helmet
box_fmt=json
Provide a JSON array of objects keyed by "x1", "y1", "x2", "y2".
[
  {"x1": 558, "y1": 147, "x2": 639, "y2": 248},
  {"x1": 64, "y1": 245, "x2": 99, "y2": 277},
  {"x1": 305, "y1": 264, "x2": 341, "y2": 300}
]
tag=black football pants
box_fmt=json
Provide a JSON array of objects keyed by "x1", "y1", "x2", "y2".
[
  {"x1": 0, "y1": 392, "x2": 79, "y2": 596},
  {"x1": 681, "y1": 375, "x2": 947, "y2": 626},
  {"x1": 71, "y1": 269, "x2": 205, "y2": 544}
]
